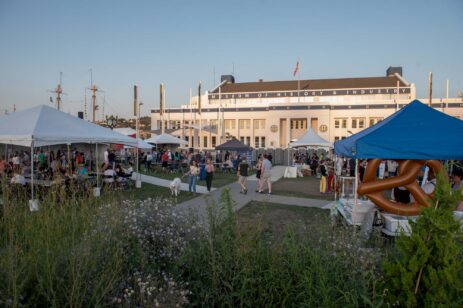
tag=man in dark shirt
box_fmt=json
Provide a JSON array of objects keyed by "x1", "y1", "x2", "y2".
[{"x1": 237, "y1": 158, "x2": 249, "y2": 194}]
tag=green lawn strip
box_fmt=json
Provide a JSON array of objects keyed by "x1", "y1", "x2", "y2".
[
  {"x1": 271, "y1": 176, "x2": 335, "y2": 200},
  {"x1": 107, "y1": 181, "x2": 196, "y2": 203},
  {"x1": 237, "y1": 201, "x2": 331, "y2": 241},
  {"x1": 141, "y1": 167, "x2": 253, "y2": 188}
]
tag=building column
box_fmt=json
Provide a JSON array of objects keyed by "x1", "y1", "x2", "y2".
[
  {"x1": 286, "y1": 117, "x2": 291, "y2": 148},
  {"x1": 251, "y1": 118, "x2": 255, "y2": 148}
]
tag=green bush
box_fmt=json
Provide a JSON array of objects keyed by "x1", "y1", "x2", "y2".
[{"x1": 382, "y1": 172, "x2": 463, "y2": 307}]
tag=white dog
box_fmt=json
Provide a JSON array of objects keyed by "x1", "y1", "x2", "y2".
[{"x1": 169, "y1": 177, "x2": 182, "y2": 197}]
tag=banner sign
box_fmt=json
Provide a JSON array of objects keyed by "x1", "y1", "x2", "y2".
[{"x1": 209, "y1": 87, "x2": 411, "y2": 100}]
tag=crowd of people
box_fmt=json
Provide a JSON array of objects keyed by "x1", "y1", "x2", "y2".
[{"x1": 0, "y1": 149, "x2": 94, "y2": 186}]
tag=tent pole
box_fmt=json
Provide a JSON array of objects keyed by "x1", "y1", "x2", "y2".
[
  {"x1": 67, "y1": 144, "x2": 71, "y2": 173},
  {"x1": 334, "y1": 155, "x2": 338, "y2": 202},
  {"x1": 96, "y1": 143, "x2": 99, "y2": 187},
  {"x1": 354, "y1": 158, "x2": 359, "y2": 204},
  {"x1": 31, "y1": 143, "x2": 34, "y2": 201}
]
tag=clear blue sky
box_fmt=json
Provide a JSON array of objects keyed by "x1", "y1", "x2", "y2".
[{"x1": 1, "y1": 0, "x2": 462, "y2": 119}]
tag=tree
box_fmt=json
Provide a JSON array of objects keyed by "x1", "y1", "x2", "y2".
[{"x1": 382, "y1": 172, "x2": 463, "y2": 307}]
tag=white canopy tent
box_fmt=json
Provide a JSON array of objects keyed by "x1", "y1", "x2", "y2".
[
  {"x1": 289, "y1": 129, "x2": 333, "y2": 148},
  {"x1": 113, "y1": 127, "x2": 137, "y2": 136},
  {"x1": 124, "y1": 139, "x2": 153, "y2": 149},
  {"x1": 145, "y1": 133, "x2": 188, "y2": 145},
  {"x1": 0, "y1": 105, "x2": 138, "y2": 205},
  {"x1": 0, "y1": 105, "x2": 138, "y2": 147}
]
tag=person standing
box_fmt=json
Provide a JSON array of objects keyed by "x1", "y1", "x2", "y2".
[
  {"x1": 146, "y1": 151, "x2": 153, "y2": 171},
  {"x1": 255, "y1": 154, "x2": 263, "y2": 192},
  {"x1": 237, "y1": 158, "x2": 249, "y2": 194},
  {"x1": 205, "y1": 159, "x2": 215, "y2": 192},
  {"x1": 319, "y1": 160, "x2": 327, "y2": 193},
  {"x1": 185, "y1": 160, "x2": 199, "y2": 194},
  {"x1": 161, "y1": 151, "x2": 169, "y2": 174},
  {"x1": 259, "y1": 154, "x2": 272, "y2": 194}
]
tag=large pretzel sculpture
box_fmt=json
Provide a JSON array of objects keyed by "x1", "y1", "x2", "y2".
[{"x1": 357, "y1": 159, "x2": 442, "y2": 216}]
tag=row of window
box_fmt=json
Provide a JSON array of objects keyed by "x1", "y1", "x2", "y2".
[
  {"x1": 158, "y1": 119, "x2": 266, "y2": 130},
  {"x1": 183, "y1": 135, "x2": 265, "y2": 148},
  {"x1": 226, "y1": 119, "x2": 266, "y2": 130},
  {"x1": 185, "y1": 136, "x2": 216, "y2": 148},
  {"x1": 290, "y1": 119, "x2": 307, "y2": 130},
  {"x1": 239, "y1": 136, "x2": 266, "y2": 148},
  {"x1": 334, "y1": 117, "x2": 383, "y2": 129}
]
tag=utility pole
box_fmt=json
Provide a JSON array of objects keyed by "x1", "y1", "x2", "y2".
[
  {"x1": 91, "y1": 85, "x2": 100, "y2": 123},
  {"x1": 49, "y1": 72, "x2": 63, "y2": 111},
  {"x1": 160, "y1": 83, "x2": 164, "y2": 134},
  {"x1": 88, "y1": 69, "x2": 102, "y2": 122},
  {"x1": 428, "y1": 72, "x2": 433, "y2": 107},
  {"x1": 198, "y1": 81, "x2": 202, "y2": 150}
]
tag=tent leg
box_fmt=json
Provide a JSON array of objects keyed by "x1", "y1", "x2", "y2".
[
  {"x1": 354, "y1": 159, "x2": 359, "y2": 204},
  {"x1": 94, "y1": 143, "x2": 100, "y2": 197},
  {"x1": 31, "y1": 144, "x2": 34, "y2": 200},
  {"x1": 29, "y1": 143, "x2": 38, "y2": 211}
]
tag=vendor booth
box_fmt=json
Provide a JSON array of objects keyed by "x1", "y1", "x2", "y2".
[
  {"x1": 145, "y1": 133, "x2": 188, "y2": 146},
  {"x1": 0, "y1": 105, "x2": 139, "y2": 208},
  {"x1": 288, "y1": 129, "x2": 333, "y2": 177},
  {"x1": 215, "y1": 138, "x2": 253, "y2": 172},
  {"x1": 334, "y1": 100, "x2": 463, "y2": 235}
]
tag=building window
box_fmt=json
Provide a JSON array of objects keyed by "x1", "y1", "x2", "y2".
[
  {"x1": 246, "y1": 136, "x2": 251, "y2": 145},
  {"x1": 185, "y1": 136, "x2": 189, "y2": 143},
  {"x1": 210, "y1": 119, "x2": 218, "y2": 130},
  {"x1": 335, "y1": 118, "x2": 347, "y2": 129},
  {"x1": 261, "y1": 137, "x2": 266, "y2": 148},
  {"x1": 254, "y1": 119, "x2": 266, "y2": 129},
  {"x1": 334, "y1": 136, "x2": 340, "y2": 141},
  {"x1": 255, "y1": 136, "x2": 260, "y2": 148},
  {"x1": 369, "y1": 117, "x2": 383, "y2": 126},
  {"x1": 351, "y1": 118, "x2": 365, "y2": 129},
  {"x1": 203, "y1": 136, "x2": 207, "y2": 148},
  {"x1": 359, "y1": 118, "x2": 365, "y2": 128},
  {"x1": 224, "y1": 119, "x2": 236, "y2": 129},
  {"x1": 239, "y1": 119, "x2": 250, "y2": 129},
  {"x1": 240, "y1": 136, "x2": 245, "y2": 143},
  {"x1": 212, "y1": 136, "x2": 217, "y2": 147},
  {"x1": 290, "y1": 119, "x2": 307, "y2": 130}
]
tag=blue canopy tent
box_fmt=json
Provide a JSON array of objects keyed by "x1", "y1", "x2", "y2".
[{"x1": 334, "y1": 100, "x2": 463, "y2": 159}]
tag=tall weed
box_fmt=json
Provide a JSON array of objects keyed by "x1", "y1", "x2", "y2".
[{"x1": 177, "y1": 189, "x2": 384, "y2": 307}]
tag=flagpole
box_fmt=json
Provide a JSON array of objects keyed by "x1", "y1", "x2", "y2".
[
  {"x1": 298, "y1": 58, "x2": 301, "y2": 104},
  {"x1": 190, "y1": 88, "x2": 194, "y2": 149},
  {"x1": 198, "y1": 81, "x2": 202, "y2": 150}
]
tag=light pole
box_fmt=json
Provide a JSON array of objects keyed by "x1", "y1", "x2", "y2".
[{"x1": 135, "y1": 101, "x2": 143, "y2": 188}]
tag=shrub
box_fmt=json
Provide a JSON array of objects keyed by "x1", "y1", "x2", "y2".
[{"x1": 382, "y1": 172, "x2": 463, "y2": 307}]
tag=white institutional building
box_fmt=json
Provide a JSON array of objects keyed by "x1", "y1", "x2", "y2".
[{"x1": 151, "y1": 67, "x2": 463, "y2": 150}]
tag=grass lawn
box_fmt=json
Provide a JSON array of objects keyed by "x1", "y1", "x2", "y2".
[
  {"x1": 141, "y1": 166, "x2": 252, "y2": 188},
  {"x1": 271, "y1": 176, "x2": 335, "y2": 200},
  {"x1": 237, "y1": 201, "x2": 331, "y2": 242},
  {"x1": 104, "y1": 181, "x2": 197, "y2": 203}
]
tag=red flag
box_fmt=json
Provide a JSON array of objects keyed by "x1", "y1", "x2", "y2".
[{"x1": 293, "y1": 61, "x2": 300, "y2": 77}]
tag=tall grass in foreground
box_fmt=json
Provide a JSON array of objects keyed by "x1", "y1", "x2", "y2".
[
  {"x1": 0, "y1": 182, "x2": 196, "y2": 307},
  {"x1": 176, "y1": 189, "x2": 386, "y2": 307},
  {"x1": 0, "y1": 185, "x2": 122, "y2": 306}
]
